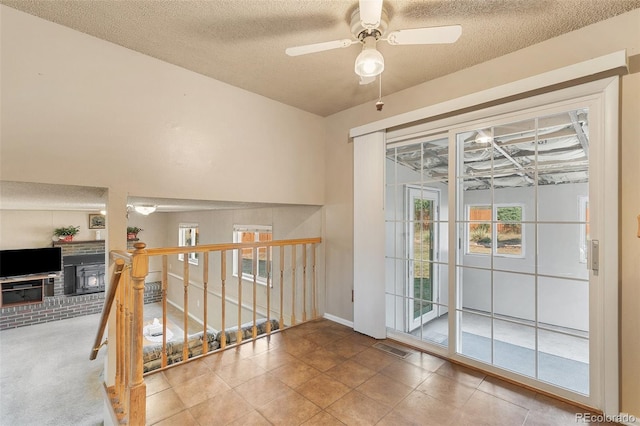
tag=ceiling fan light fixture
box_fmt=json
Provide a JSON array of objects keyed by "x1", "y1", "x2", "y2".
[
  {"x1": 355, "y1": 48, "x2": 384, "y2": 77},
  {"x1": 354, "y1": 37, "x2": 384, "y2": 77},
  {"x1": 133, "y1": 204, "x2": 157, "y2": 215}
]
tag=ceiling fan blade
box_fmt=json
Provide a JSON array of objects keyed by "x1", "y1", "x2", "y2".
[
  {"x1": 359, "y1": 0, "x2": 383, "y2": 29},
  {"x1": 285, "y1": 39, "x2": 355, "y2": 56},
  {"x1": 386, "y1": 25, "x2": 462, "y2": 45}
]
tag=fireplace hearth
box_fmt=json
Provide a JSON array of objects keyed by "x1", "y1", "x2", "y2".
[{"x1": 63, "y1": 254, "x2": 106, "y2": 295}]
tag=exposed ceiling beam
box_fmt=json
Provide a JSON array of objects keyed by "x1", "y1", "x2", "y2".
[{"x1": 569, "y1": 111, "x2": 589, "y2": 159}]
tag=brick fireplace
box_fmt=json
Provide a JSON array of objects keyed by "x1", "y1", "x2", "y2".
[
  {"x1": 0, "y1": 241, "x2": 106, "y2": 330},
  {"x1": 0, "y1": 240, "x2": 162, "y2": 330}
]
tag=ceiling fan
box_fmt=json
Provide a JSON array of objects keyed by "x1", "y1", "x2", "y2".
[{"x1": 285, "y1": 0, "x2": 462, "y2": 85}]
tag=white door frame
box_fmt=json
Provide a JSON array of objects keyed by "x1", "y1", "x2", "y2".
[{"x1": 405, "y1": 185, "x2": 440, "y2": 330}]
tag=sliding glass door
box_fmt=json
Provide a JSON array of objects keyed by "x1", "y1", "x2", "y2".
[
  {"x1": 454, "y1": 107, "x2": 591, "y2": 396},
  {"x1": 384, "y1": 85, "x2": 617, "y2": 410}
]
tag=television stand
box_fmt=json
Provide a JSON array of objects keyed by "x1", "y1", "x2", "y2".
[{"x1": 0, "y1": 274, "x2": 52, "y2": 307}]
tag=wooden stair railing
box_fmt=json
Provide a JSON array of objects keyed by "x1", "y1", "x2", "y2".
[
  {"x1": 90, "y1": 243, "x2": 148, "y2": 426},
  {"x1": 91, "y1": 237, "x2": 321, "y2": 425},
  {"x1": 90, "y1": 258, "x2": 125, "y2": 361}
]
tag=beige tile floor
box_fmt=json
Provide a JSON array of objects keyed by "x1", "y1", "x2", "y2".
[{"x1": 144, "y1": 318, "x2": 617, "y2": 426}]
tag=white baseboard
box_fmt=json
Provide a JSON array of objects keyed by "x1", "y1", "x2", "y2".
[{"x1": 323, "y1": 313, "x2": 353, "y2": 328}]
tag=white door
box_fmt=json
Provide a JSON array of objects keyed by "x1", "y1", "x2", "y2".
[{"x1": 406, "y1": 186, "x2": 439, "y2": 331}]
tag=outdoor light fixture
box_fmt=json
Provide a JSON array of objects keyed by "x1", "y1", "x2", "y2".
[
  {"x1": 133, "y1": 205, "x2": 157, "y2": 215},
  {"x1": 354, "y1": 36, "x2": 384, "y2": 77}
]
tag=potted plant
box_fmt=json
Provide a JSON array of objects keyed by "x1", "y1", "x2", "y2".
[
  {"x1": 54, "y1": 225, "x2": 80, "y2": 242},
  {"x1": 127, "y1": 226, "x2": 143, "y2": 240}
]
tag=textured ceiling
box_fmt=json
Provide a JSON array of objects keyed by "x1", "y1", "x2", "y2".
[{"x1": 2, "y1": 0, "x2": 639, "y2": 117}]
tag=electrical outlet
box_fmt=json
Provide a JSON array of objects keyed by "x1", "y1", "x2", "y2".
[{"x1": 197, "y1": 300, "x2": 200, "y2": 307}]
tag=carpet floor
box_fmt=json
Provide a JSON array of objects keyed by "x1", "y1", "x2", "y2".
[{"x1": 0, "y1": 313, "x2": 104, "y2": 426}]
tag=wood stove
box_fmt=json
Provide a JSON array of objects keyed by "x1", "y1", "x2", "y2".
[{"x1": 63, "y1": 254, "x2": 106, "y2": 295}]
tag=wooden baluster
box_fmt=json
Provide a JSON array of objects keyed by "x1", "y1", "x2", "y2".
[
  {"x1": 115, "y1": 266, "x2": 124, "y2": 408},
  {"x1": 312, "y1": 244, "x2": 317, "y2": 319},
  {"x1": 182, "y1": 251, "x2": 189, "y2": 362},
  {"x1": 203, "y1": 252, "x2": 209, "y2": 353},
  {"x1": 129, "y1": 243, "x2": 148, "y2": 426},
  {"x1": 302, "y1": 244, "x2": 307, "y2": 322},
  {"x1": 237, "y1": 248, "x2": 242, "y2": 345},
  {"x1": 220, "y1": 250, "x2": 227, "y2": 349},
  {"x1": 279, "y1": 246, "x2": 284, "y2": 329},
  {"x1": 291, "y1": 245, "x2": 296, "y2": 326},
  {"x1": 123, "y1": 269, "x2": 131, "y2": 418},
  {"x1": 161, "y1": 255, "x2": 168, "y2": 368},
  {"x1": 266, "y1": 247, "x2": 271, "y2": 335},
  {"x1": 252, "y1": 247, "x2": 257, "y2": 339}
]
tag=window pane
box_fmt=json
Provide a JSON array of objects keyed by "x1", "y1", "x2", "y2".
[
  {"x1": 459, "y1": 311, "x2": 491, "y2": 363},
  {"x1": 240, "y1": 232, "x2": 254, "y2": 274},
  {"x1": 233, "y1": 227, "x2": 272, "y2": 280},
  {"x1": 468, "y1": 206, "x2": 492, "y2": 255},
  {"x1": 496, "y1": 206, "x2": 522, "y2": 256},
  {"x1": 493, "y1": 319, "x2": 535, "y2": 377},
  {"x1": 259, "y1": 232, "x2": 272, "y2": 242},
  {"x1": 178, "y1": 224, "x2": 199, "y2": 265}
]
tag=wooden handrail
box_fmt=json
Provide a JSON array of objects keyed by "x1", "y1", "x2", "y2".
[
  {"x1": 137, "y1": 237, "x2": 322, "y2": 256},
  {"x1": 90, "y1": 258, "x2": 126, "y2": 360},
  {"x1": 111, "y1": 249, "x2": 133, "y2": 262}
]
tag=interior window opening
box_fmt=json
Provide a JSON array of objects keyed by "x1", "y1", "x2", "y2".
[
  {"x1": 178, "y1": 223, "x2": 199, "y2": 265},
  {"x1": 232, "y1": 225, "x2": 273, "y2": 284}
]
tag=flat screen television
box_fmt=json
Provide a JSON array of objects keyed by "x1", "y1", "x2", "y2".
[{"x1": 0, "y1": 247, "x2": 62, "y2": 278}]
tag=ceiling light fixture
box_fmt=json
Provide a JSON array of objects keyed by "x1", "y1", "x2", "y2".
[
  {"x1": 467, "y1": 129, "x2": 492, "y2": 145},
  {"x1": 133, "y1": 205, "x2": 157, "y2": 215},
  {"x1": 354, "y1": 36, "x2": 384, "y2": 77}
]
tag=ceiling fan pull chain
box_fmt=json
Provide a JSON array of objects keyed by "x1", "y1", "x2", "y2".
[{"x1": 376, "y1": 74, "x2": 384, "y2": 111}]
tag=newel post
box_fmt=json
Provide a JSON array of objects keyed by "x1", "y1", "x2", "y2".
[{"x1": 129, "y1": 242, "x2": 148, "y2": 425}]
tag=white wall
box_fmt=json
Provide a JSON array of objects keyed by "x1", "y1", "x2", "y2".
[
  {"x1": 0, "y1": 210, "x2": 107, "y2": 249},
  {"x1": 0, "y1": 5, "x2": 325, "y2": 224},
  {"x1": 126, "y1": 210, "x2": 169, "y2": 282}
]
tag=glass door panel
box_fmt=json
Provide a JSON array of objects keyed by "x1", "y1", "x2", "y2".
[
  {"x1": 455, "y1": 108, "x2": 592, "y2": 397},
  {"x1": 386, "y1": 137, "x2": 449, "y2": 346},
  {"x1": 407, "y1": 187, "x2": 439, "y2": 330},
  {"x1": 493, "y1": 319, "x2": 536, "y2": 377}
]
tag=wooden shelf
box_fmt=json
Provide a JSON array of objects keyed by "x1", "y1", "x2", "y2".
[
  {"x1": 0, "y1": 275, "x2": 53, "y2": 307},
  {"x1": 0, "y1": 273, "x2": 53, "y2": 284},
  {"x1": 52, "y1": 240, "x2": 105, "y2": 245}
]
